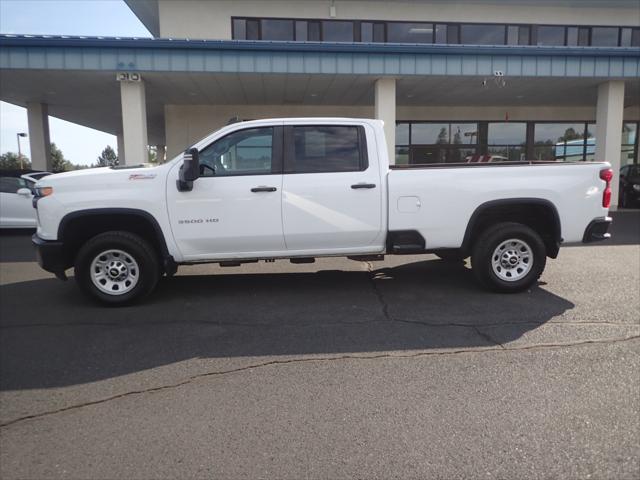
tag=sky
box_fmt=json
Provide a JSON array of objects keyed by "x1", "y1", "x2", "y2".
[{"x1": 0, "y1": 0, "x2": 152, "y2": 166}]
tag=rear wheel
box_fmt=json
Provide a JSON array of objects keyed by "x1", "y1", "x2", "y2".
[
  {"x1": 471, "y1": 222, "x2": 546, "y2": 293},
  {"x1": 74, "y1": 231, "x2": 160, "y2": 305}
]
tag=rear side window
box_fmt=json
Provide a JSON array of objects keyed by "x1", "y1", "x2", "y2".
[{"x1": 289, "y1": 125, "x2": 367, "y2": 173}]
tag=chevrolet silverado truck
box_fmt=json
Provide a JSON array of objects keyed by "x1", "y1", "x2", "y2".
[{"x1": 32, "y1": 118, "x2": 612, "y2": 305}]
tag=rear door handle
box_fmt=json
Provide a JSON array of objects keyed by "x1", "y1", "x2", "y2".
[
  {"x1": 251, "y1": 186, "x2": 277, "y2": 193},
  {"x1": 351, "y1": 183, "x2": 376, "y2": 189}
]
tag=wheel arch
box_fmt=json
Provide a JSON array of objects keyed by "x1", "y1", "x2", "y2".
[
  {"x1": 57, "y1": 208, "x2": 173, "y2": 271},
  {"x1": 461, "y1": 198, "x2": 562, "y2": 258}
]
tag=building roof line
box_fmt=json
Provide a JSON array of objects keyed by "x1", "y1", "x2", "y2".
[{"x1": 1, "y1": 34, "x2": 639, "y2": 58}]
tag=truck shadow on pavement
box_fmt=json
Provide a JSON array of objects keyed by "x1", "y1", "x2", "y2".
[{"x1": 0, "y1": 259, "x2": 575, "y2": 391}]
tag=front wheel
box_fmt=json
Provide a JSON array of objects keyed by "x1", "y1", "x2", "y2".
[
  {"x1": 471, "y1": 222, "x2": 546, "y2": 293},
  {"x1": 74, "y1": 231, "x2": 160, "y2": 305}
]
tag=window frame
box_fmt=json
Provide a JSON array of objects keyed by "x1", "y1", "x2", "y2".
[
  {"x1": 231, "y1": 16, "x2": 627, "y2": 47},
  {"x1": 198, "y1": 126, "x2": 283, "y2": 178},
  {"x1": 283, "y1": 124, "x2": 369, "y2": 174}
]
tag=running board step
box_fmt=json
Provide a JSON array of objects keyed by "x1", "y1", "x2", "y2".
[
  {"x1": 290, "y1": 257, "x2": 315, "y2": 264},
  {"x1": 391, "y1": 244, "x2": 425, "y2": 254},
  {"x1": 347, "y1": 255, "x2": 385, "y2": 262}
]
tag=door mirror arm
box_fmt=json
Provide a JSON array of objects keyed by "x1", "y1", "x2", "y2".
[{"x1": 177, "y1": 147, "x2": 200, "y2": 192}]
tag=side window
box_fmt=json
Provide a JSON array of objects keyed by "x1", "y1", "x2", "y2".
[
  {"x1": 0, "y1": 177, "x2": 23, "y2": 194},
  {"x1": 199, "y1": 127, "x2": 274, "y2": 177},
  {"x1": 290, "y1": 125, "x2": 367, "y2": 173}
]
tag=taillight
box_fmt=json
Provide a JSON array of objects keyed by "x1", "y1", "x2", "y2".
[{"x1": 600, "y1": 168, "x2": 613, "y2": 208}]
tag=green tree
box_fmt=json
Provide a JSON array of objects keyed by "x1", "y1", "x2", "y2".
[
  {"x1": 96, "y1": 145, "x2": 118, "y2": 167},
  {"x1": 51, "y1": 142, "x2": 72, "y2": 172},
  {"x1": 0, "y1": 152, "x2": 31, "y2": 170},
  {"x1": 558, "y1": 128, "x2": 583, "y2": 142}
]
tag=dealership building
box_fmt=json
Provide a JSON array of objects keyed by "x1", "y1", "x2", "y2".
[{"x1": 0, "y1": 0, "x2": 639, "y2": 205}]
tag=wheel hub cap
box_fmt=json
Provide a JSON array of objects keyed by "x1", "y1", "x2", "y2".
[
  {"x1": 90, "y1": 249, "x2": 140, "y2": 295},
  {"x1": 491, "y1": 239, "x2": 533, "y2": 282}
]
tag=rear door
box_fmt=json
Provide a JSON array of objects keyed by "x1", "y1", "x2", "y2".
[{"x1": 281, "y1": 122, "x2": 384, "y2": 253}]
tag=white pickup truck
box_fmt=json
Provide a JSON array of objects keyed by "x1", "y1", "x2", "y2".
[{"x1": 32, "y1": 118, "x2": 613, "y2": 305}]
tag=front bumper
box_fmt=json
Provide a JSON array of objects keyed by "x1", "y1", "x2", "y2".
[
  {"x1": 32, "y1": 234, "x2": 68, "y2": 280},
  {"x1": 582, "y1": 216, "x2": 612, "y2": 243}
]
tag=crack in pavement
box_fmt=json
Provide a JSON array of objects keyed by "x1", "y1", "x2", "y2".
[
  {"x1": 364, "y1": 262, "x2": 505, "y2": 349},
  {"x1": 2, "y1": 335, "x2": 638, "y2": 429}
]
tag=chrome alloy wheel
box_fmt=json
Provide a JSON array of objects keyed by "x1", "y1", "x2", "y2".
[
  {"x1": 90, "y1": 249, "x2": 140, "y2": 295},
  {"x1": 491, "y1": 238, "x2": 533, "y2": 282}
]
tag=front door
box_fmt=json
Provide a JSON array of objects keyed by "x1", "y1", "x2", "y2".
[
  {"x1": 167, "y1": 125, "x2": 285, "y2": 260},
  {"x1": 281, "y1": 123, "x2": 384, "y2": 253}
]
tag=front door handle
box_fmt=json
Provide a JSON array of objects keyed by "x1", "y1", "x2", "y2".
[
  {"x1": 251, "y1": 186, "x2": 277, "y2": 193},
  {"x1": 351, "y1": 183, "x2": 376, "y2": 189}
]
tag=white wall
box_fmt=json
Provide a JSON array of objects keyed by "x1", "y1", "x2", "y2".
[
  {"x1": 158, "y1": 0, "x2": 639, "y2": 39},
  {"x1": 164, "y1": 103, "x2": 640, "y2": 158}
]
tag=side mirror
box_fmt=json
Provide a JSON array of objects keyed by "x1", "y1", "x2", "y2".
[
  {"x1": 177, "y1": 147, "x2": 200, "y2": 192},
  {"x1": 16, "y1": 188, "x2": 32, "y2": 197}
]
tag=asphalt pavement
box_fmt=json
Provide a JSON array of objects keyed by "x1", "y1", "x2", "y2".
[{"x1": 0, "y1": 211, "x2": 638, "y2": 479}]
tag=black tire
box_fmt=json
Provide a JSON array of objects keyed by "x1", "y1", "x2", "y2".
[
  {"x1": 471, "y1": 222, "x2": 546, "y2": 293},
  {"x1": 434, "y1": 250, "x2": 467, "y2": 262},
  {"x1": 74, "y1": 231, "x2": 160, "y2": 305}
]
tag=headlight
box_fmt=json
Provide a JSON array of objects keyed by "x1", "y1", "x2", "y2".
[
  {"x1": 632, "y1": 184, "x2": 640, "y2": 192},
  {"x1": 35, "y1": 186, "x2": 53, "y2": 197}
]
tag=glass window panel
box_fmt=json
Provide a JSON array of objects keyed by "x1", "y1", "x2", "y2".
[
  {"x1": 447, "y1": 24, "x2": 460, "y2": 44},
  {"x1": 632, "y1": 28, "x2": 640, "y2": 47},
  {"x1": 460, "y1": 24, "x2": 505, "y2": 45},
  {"x1": 395, "y1": 146, "x2": 410, "y2": 165},
  {"x1": 396, "y1": 123, "x2": 410, "y2": 145},
  {"x1": 387, "y1": 22, "x2": 433, "y2": 43},
  {"x1": 447, "y1": 147, "x2": 476, "y2": 163},
  {"x1": 488, "y1": 145, "x2": 526, "y2": 162},
  {"x1": 322, "y1": 21, "x2": 354, "y2": 42},
  {"x1": 508, "y1": 26, "x2": 529, "y2": 45},
  {"x1": 411, "y1": 146, "x2": 446, "y2": 164},
  {"x1": 451, "y1": 123, "x2": 478, "y2": 144},
  {"x1": 621, "y1": 28, "x2": 632, "y2": 46},
  {"x1": 536, "y1": 26, "x2": 565, "y2": 46},
  {"x1": 578, "y1": 27, "x2": 590, "y2": 46},
  {"x1": 591, "y1": 27, "x2": 619, "y2": 46},
  {"x1": 199, "y1": 127, "x2": 273, "y2": 176},
  {"x1": 293, "y1": 126, "x2": 362, "y2": 173},
  {"x1": 519, "y1": 26, "x2": 530, "y2": 45},
  {"x1": 361, "y1": 22, "x2": 373, "y2": 42},
  {"x1": 373, "y1": 23, "x2": 385, "y2": 42},
  {"x1": 261, "y1": 19, "x2": 294, "y2": 40},
  {"x1": 434, "y1": 24, "x2": 447, "y2": 44},
  {"x1": 622, "y1": 123, "x2": 637, "y2": 145},
  {"x1": 535, "y1": 123, "x2": 586, "y2": 161},
  {"x1": 488, "y1": 123, "x2": 526, "y2": 144},
  {"x1": 621, "y1": 145, "x2": 636, "y2": 167},
  {"x1": 296, "y1": 21, "x2": 307, "y2": 41},
  {"x1": 308, "y1": 21, "x2": 320, "y2": 41},
  {"x1": 246, "y1": 19, "x2": 259, "y2": 40},
  {"x1": 567, "y1": 27, "x2": 578, "y2": 46},
  {"x1": 232, "y1": 19, "x2": 246, "y2": 40},
  {"x1": 412, "y1": 123, "x2": 449, "y2": 144}
]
